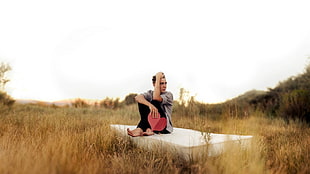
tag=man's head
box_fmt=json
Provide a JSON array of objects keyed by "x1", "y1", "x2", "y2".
[{"x1": 152, "y1": 73, "x2": 167, "y2": 93}]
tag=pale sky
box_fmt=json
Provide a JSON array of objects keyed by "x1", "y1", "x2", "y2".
[{"x1": 1, "y1": 0, "x2": 310, "y2": 103}]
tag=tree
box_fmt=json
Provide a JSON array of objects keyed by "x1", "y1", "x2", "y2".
[
  {"x1": 0, "y1": 62, "x2": 15, "y2": 107},
  {"x1": 0, "y1": 62, "x2": 11, "y2": 91},
  {"x1": 179, "y1": 88, "x2": 189, "y2": 106}
]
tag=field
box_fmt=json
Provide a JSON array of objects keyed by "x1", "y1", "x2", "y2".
[{"x1": 0, "y1": 104, "x2": 309, "y2": 174}]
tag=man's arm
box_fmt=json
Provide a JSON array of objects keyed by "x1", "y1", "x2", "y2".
[
  {"x1": 135, "y1": 94, "x2": 160, "y2": 118},
  {"x1": 153, "y1": 72, "x2": 164, "y2": 102},
  {"x1": 135, "y1": 94, "x2": 152, "y2": 108}
]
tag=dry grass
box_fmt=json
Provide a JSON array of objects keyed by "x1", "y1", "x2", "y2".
[{"x1": 0, "y1": 104, "x2": 309, "y2": 174}]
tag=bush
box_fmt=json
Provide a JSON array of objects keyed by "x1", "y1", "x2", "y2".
[
  {"x1": 0, "y1": 91, "x2": 15, "y2": 107},
  {"x1": 100, "y1": 97, "x2": 120, "y2": 109},
  {"x1": 72, "y1": 98, "x2": 90, "y2": 108},
  {"x1": 279, "y1": 90, "x2": 310, "y2": 122},
  {"x1": 124, "y1": 93, "x2": 137, "y2": 105}
]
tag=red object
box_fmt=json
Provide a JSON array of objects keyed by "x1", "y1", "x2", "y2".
[{"x1": 148, "y1": 113, "x2": 167, "y2": 131}]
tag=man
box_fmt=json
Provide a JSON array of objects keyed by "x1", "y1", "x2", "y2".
[{"x1": 127, "y1": 72, "x2": 173, "y2": 137}]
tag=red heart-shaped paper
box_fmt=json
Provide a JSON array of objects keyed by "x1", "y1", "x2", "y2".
[{"x1": 148, "y1": 113, "x2": 167, "y2": 131}]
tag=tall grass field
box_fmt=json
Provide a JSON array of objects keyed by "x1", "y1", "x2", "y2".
[{"x1": 0, "y1": 104, "x2": 309, "y2": 174}]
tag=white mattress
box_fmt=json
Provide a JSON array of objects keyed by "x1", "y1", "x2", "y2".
[{"x1": 110, "y1": 124, "x2": 253, "y2": 160}]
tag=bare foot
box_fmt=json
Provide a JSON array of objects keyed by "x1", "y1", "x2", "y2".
[
  {"x1": 127, "y1": 128, "x2": 143, "y2": 137},
  {"x1": 143, "y1": 128, "x2": 154, "y2": 136}
]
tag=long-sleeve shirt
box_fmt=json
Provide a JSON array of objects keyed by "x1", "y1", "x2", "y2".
[{"x1": 142, "y1": 90, "x2": 173, "y2": 133}]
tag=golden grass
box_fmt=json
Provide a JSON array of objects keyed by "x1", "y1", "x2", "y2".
[{"x1": 0, "y1": 104, "x2": 309, "y2": 174}]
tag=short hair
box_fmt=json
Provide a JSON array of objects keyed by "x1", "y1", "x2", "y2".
[{"x1": 152, "y1": 74, "x2": 165, "y2": 84}]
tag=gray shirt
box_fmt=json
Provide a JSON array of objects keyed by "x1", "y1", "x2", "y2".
[{"x1": 142, "y1": 90, "x2": 174, "y2": 133}]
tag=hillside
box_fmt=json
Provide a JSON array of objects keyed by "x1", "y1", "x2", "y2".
[
  {"x1": 246, "y1": 64, "x2": 310, "y2": 122},
  {"x1": 190, "y1": 63, "x2": 310, "y2": 122},
  {"x1": 227, "y1": 90, "x2": 267, "y2": 104}
]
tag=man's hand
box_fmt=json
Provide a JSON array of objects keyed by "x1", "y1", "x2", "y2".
[
  {"x1": 149, "y1": 104, "x2": 160, "y2": 118},
  {"x1": 156, "y1": 72, "x2": 164, "y2": 81}
]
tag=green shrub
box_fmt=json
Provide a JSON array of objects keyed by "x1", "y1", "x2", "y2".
[
  {"x1": 279, "y1": 89, "x2": 310, "y2": 122},
  {"x1": 124, "y1": 93, "x2": 137, "y2": 105},
  {"x1": 72, "y1": 98, "x2": 90, "y2": 108},
  {"x1": 0, "y1": 91, "x2": 15, "y2": 107}
]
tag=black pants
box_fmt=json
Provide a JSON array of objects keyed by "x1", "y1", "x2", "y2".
[{"x1": 137, "y1": 100, "x2": 169, "y2": 134}]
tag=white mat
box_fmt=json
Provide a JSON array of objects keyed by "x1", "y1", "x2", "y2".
[{"x1": 110, "y1": 124, "x2": 253, "y2": 160}]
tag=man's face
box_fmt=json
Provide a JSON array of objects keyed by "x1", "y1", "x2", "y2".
[{"x1": 159, "y1": 78, "x2": 167, "y2": 93}]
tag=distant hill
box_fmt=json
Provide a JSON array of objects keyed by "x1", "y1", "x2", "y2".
[
  {"x1": 15, "y1": 98, "x2": 104, "y2": 107},
  {"x1": 15, "y1": 99, "x2": 71, "y2": 107},
  {"x1": 15, "y1": 99, "x2": 52, "y2": 105},
  {"x1": 227, "y1": 90, "x2": 267, "y2": 104},
  {"x1": 206, "y1": 63, "x2": 310, "y2": 122},
  {"x1": 246, "y1": 64, "x2": 310, "y2": 122}
]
